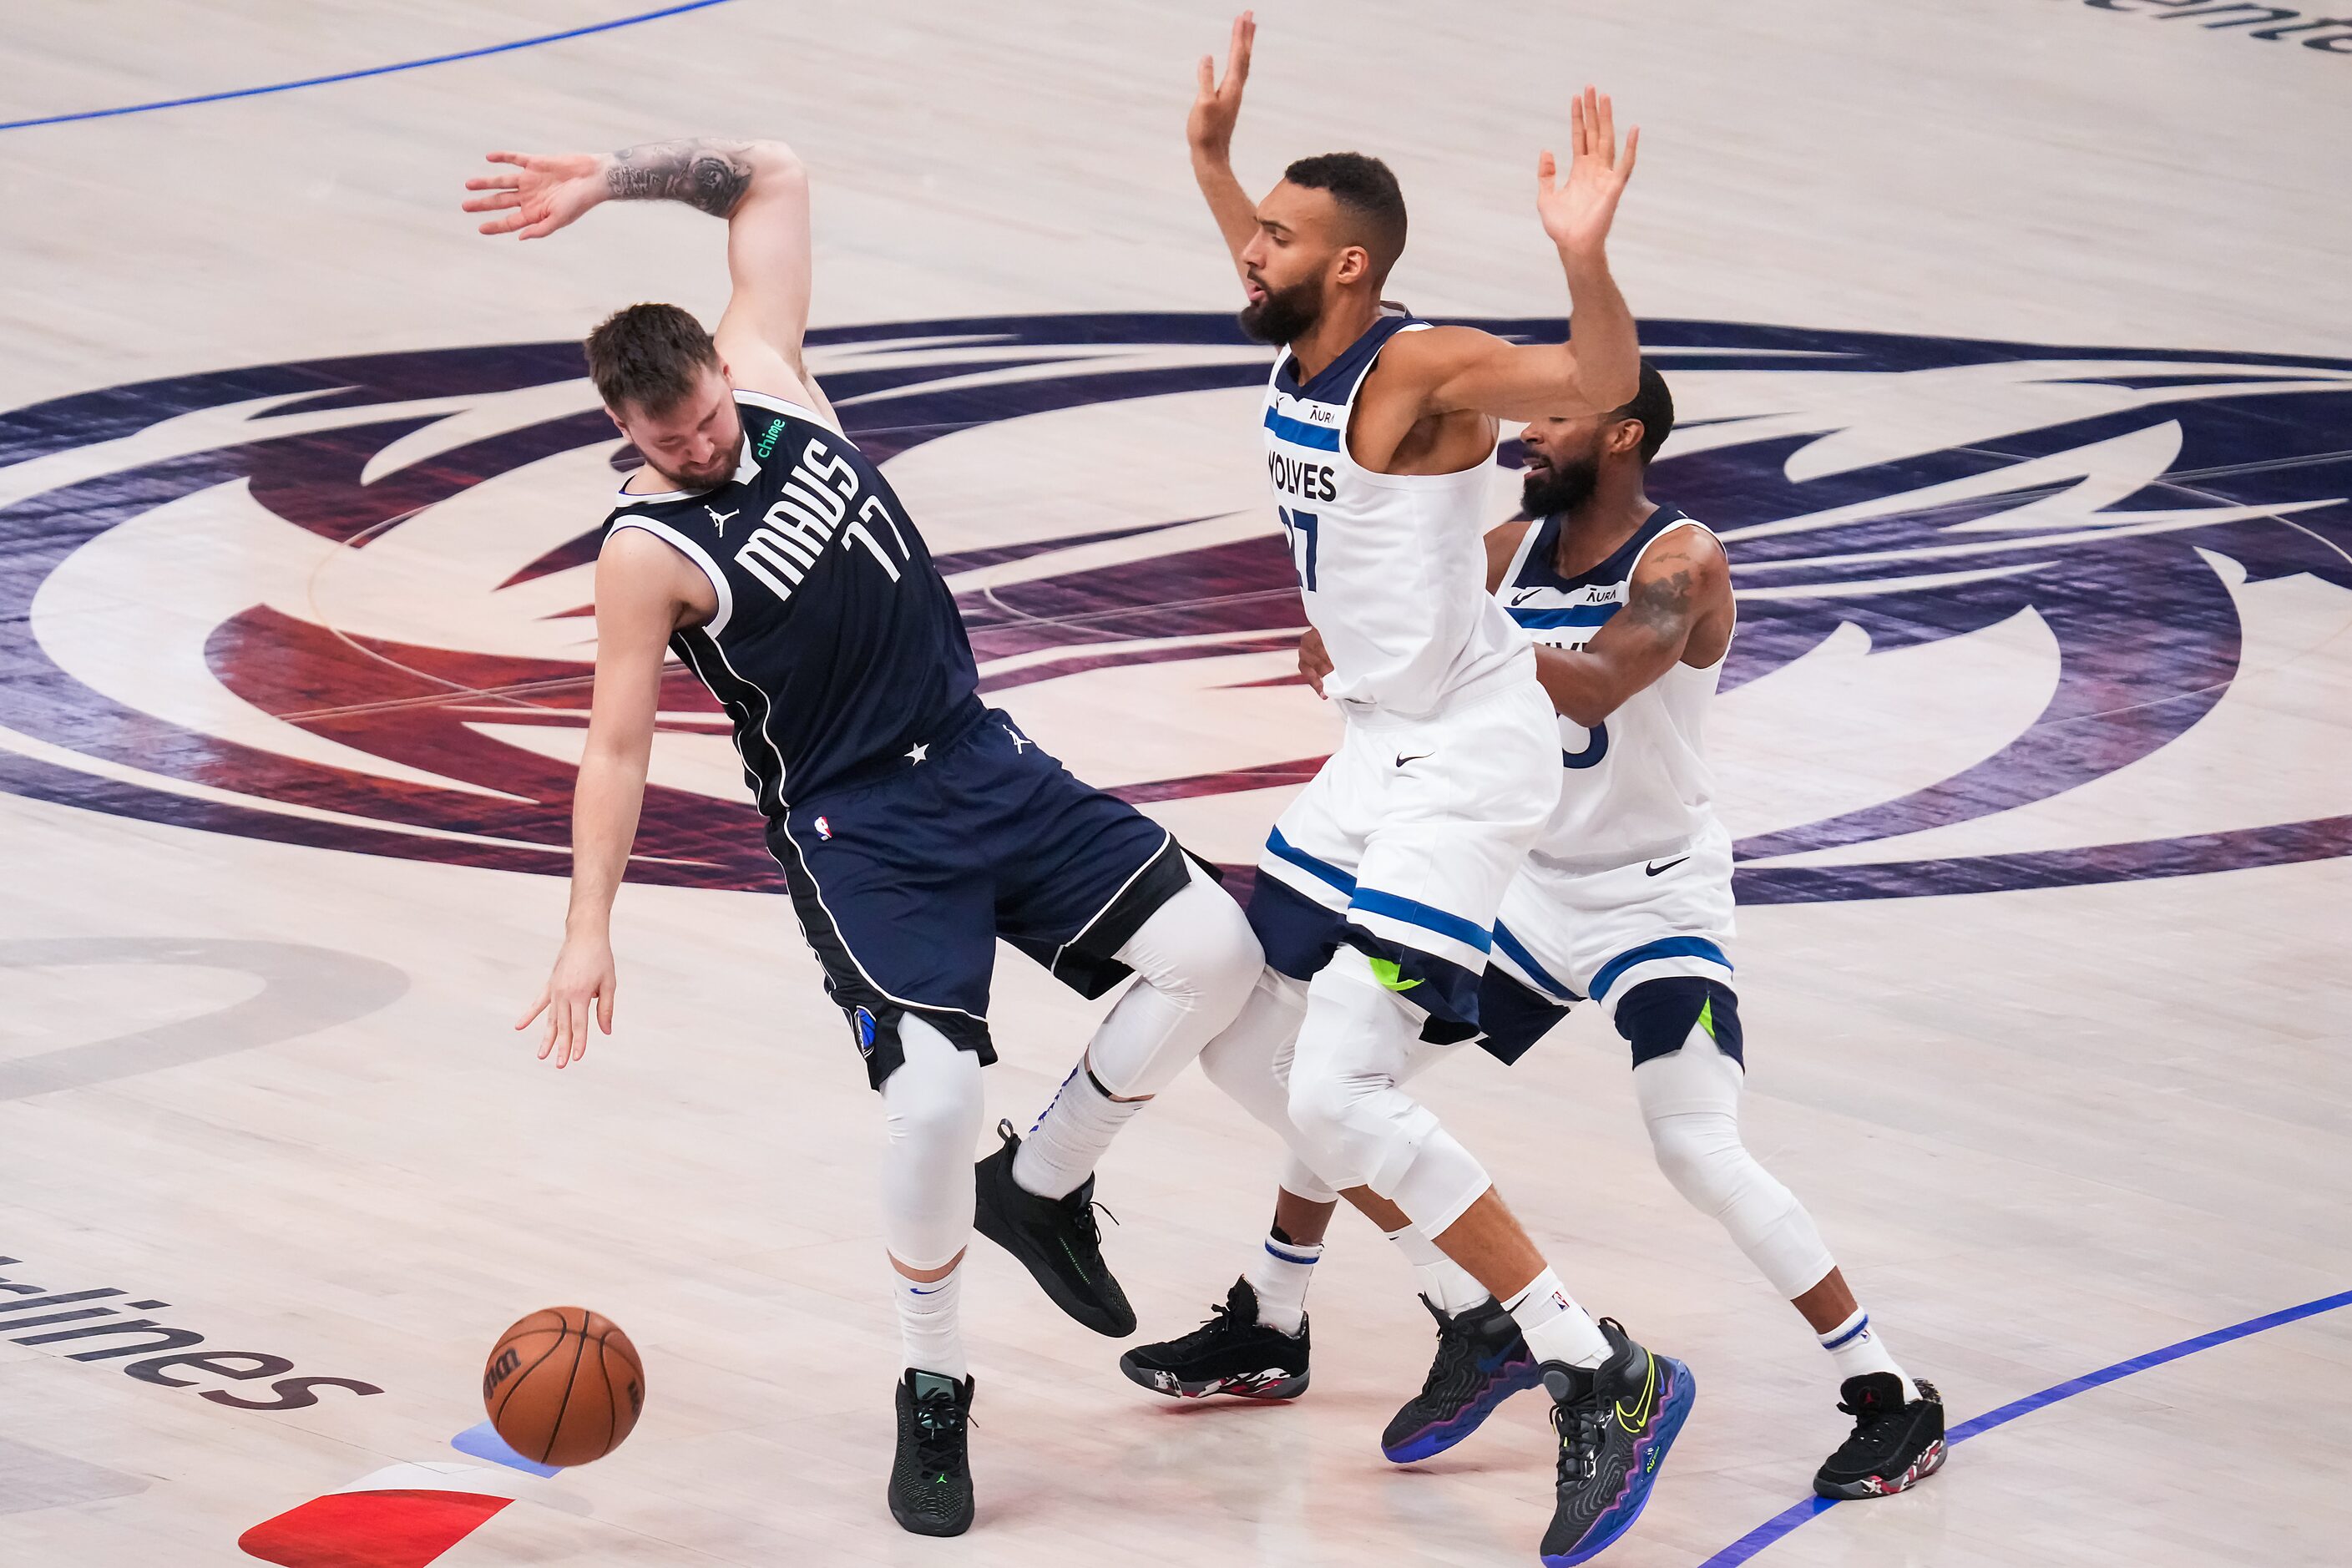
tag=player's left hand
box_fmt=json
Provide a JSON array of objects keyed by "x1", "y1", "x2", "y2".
[
  {"x1": 1536, "y1": 86, "x2": 1638, "y2": 259},
  {"x1": 464, "y1": 150, "x2": 605, "y2": 240}
]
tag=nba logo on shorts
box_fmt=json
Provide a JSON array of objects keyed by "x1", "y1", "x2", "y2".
[
  {"x1": 852, "y1": 1006, "x2": 878, "y2": 1059},
  {"x1": 815, "y1": 816, "x2": 833, "y2": 840}
]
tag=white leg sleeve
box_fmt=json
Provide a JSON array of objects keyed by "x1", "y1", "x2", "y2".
[
  {"x1": 1277, "y1": 1151, "x2": 1340, "y2": 1207},
  {"x1": 878, "y1": 1015, "x2": 987, "y2": 1273},
  {"x1": 1286, "y1": 948, "x2": 1491, "y2": 1236},
  {"x1": 1085, "y1": 862, "x2": 1264, "y2": 1098},
  {"x1": 1197, "y1": 969, "x2": 1345, "y2": 1203},
  {"x1": 1634, "y1": 1029, "x2": 1837, "y2": 1300}
]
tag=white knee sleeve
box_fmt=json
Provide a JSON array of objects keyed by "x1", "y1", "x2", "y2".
[
  {"x1": 1087, "y1": 863, "x2": 1263, "y2": 1099},
  {"x1": 1634, "y1": 1030, "x2": 1836, "y2": 1299},
  {"x1": 1287, "y1": 949, "x2": 1490, "y2": 1233},
  {"x1": 1197, "y1": 968, "x2": 1348, "y2": 1201},
  {"x1": 1277, "y1": 1151, "x2": 1339, "y2": 1206},
  {"x1": 879, "y1": 1015, "x2": 986, "y2": 1272}
]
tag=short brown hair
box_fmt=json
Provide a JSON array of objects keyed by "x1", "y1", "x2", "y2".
[{"x1": 584, "y1": 302, "x2": 719, "y2": 415}]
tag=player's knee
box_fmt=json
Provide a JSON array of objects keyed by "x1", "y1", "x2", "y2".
[
  {"x1": 1645, "y1": 1109, "x2": 1749, "y2": 1215},
  {"x1": 1124, "y1": 875, "x2": 1263, "y2": 1009},
  {"x1": 1182, "y1": 883, "x2": 1267, "y2": 1010},
  {"x1": 1283, "y1": 1061, "x2": 1363, "y2": 1156}
]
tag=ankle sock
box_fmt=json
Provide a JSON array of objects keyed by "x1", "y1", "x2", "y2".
[{"x1": 1504, "y1": 1267, "x2": 1610, "y2": 1369}]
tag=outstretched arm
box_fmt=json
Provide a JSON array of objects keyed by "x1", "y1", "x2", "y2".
[
  {"x1": 1187, "y1": 12, "x2": 1260, "y2": 279},
  {"x1": 513, "y1": 533, "x2": 695, "y2": 1069},
  {"x1": 1533, "y1": 527, "x2": 1727, "y2": 727},
  {"x1": 464, "y1": 138, "x2": 826, "y2": 414},
  {"x1": 1396, "y1": 87, "x2": 1641, "y2": 422}
]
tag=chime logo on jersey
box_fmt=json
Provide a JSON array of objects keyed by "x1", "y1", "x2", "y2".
[{"x1": 0, "y1": 314, "x2": 2345, "y2": 903}]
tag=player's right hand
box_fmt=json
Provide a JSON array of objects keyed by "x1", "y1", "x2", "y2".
[
  {"x1": 516, "y1": 931, "x2": 617, "y2": 1070},
  {"x1": 464, "y1": 150, "x2": 605, "y2": 240},
  {"x1": 1188, "y1": 12, "x2": 1255, "y2": 161},
  {"x1": 1297, "y1": 625, "x2": 1332, "y2": 698}
]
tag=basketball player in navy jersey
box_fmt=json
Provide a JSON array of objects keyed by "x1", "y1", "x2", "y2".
[
  {"x1": 1130, "y1": 363, "x2": 1951, "y2": 1504},
  {"x1": 466, "y1": 136, "x2": 1262, "y2": 1536},
  {"x1": 1172, "y1": 15, "x2": 1690, "y2": 1565}
]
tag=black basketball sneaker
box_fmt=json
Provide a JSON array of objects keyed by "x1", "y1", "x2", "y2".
[
  {"x1": 1813, "y1": 1373, "x2": 1947, "y2": 1499},
  {"x1": 1538, "y1": 1319, "x2": 1696, "y2": 1567},
  {"x1": 1119, "y1": 1278, "x2": 1311, "y2": 1400},
  {"x1": 972, "y1": 1120, "x2": 1136, "y2": 1337},
  {"x1": 889, "y1": 1368, "x2": 975, "y2": 1537},
  {"x1": 1382, "y1": 1293, "x2": 1545, "y2": 1462}
]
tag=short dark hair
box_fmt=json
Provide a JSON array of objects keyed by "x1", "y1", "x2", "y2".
[
  {"x1": 1282, "y1": 153, "x2": 1408, "y2": 285},
  {"x1": 584, "y1": 302, "x2": 719, "y2": 415},
  {"x1": 1613, "y1": 360, "x2": 1674, "y2": 464}
]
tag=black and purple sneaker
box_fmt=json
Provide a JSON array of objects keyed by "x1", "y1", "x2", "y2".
[
  {"x1": 1538, "y1": 1319, "x2": 1695, "y2": 1567},
  {"x1": 1381, "y1": 1294, "x2": 1544, "y2": 1463}
]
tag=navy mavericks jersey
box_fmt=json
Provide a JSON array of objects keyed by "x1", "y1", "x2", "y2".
[{"x1": 601, "y1": 391, "x2": 980, "y2": 815}]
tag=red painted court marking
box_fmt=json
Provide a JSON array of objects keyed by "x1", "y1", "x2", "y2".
[{"x1": 237, "y1": 1488, "x2": 510, "y2": 1568}]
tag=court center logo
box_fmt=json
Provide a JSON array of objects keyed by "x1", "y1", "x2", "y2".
[{"x1": 0, "y1": 313, "x2": 2346, "y2": 903}]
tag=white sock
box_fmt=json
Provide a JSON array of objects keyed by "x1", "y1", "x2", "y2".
[
  {"x1": 895, "y1": 1261, "x2": 966, "y2": 1380},
  {"x1": 1244, "y1": 1232, "x2": 1321, "y2": 1335},
  {"x1": 1013, "y1": 1062, "x2": 1144, "y2": 1200},
  {"x1": 1818, "y1": 1307, "x2": 1906, "y2": 1387},
  {"x1": 1504, "y1": 1267, "x2": 1611, "y2": 1369},
  {"x1": 1383, "y1": 1225, "x2": 1493, "y2": 1316}
]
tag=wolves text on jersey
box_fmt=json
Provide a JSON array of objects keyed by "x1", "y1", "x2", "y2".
[
  {"x1": 734, "y1": 432, "x2": 913, "y2": 604},
  {"x1": 1267, "y1": 450, "x2": 1337, "y2": 503}
]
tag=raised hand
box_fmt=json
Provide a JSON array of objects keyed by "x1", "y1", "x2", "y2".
[
  {"x1": 463, "y1": 149, "x2": 605, "y2": 240},
  {"x1": 1189, "y1": 11, "x2": 1256, "y2": 164},
  {"x1": 1536, "y1": 85, "x2": 1639, "y2": 260}
]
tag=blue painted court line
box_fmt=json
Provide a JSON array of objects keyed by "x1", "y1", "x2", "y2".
[
  {"x1": 1693, "y1": 1287, "x2": 2352, "y2": 1568},
  {"x1": 0, "y1": 0, "x2": 734, "y2": 133},
  {"x1": 451, "y1": 1419, "x2": 562, "y2": 1478}
]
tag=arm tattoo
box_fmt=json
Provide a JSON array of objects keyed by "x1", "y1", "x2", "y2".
[
  {"x1": 605, "y1": 139, "x2": 754, "y2": 215},
  {"x1": 1626, "y1": 564, "x2": 1696, "y2": 638}
]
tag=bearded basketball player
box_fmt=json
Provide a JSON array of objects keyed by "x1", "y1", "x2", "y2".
[
  {"x1": 1172, "y1": 14, "x2": 1688, "y2": 1565},
  {"x1": 467, "y1": 135, "x2": 1262, "y2": 1536},
  {"x1": 1127, "y1": 362, "x2": 1952, "y2": 1504}
]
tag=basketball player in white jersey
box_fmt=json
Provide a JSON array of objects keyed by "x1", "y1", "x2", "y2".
[
  {"x1": 1128, "y1": 363, "x2": 1952, "y2": 1504},
  {"x1": 1171, "y1": 17, "x2": 1690, "y2": 1565},
  {"x1": 467, "y1": 134, "x2": 1262, "y2": 1535}
]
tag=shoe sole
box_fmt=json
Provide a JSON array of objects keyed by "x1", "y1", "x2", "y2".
[
  {"x1": 1813, "y1": 1435, "x2": 1948, "y2": 1500},
  {"x1": 1540, "y1": 1356, "x2": 1697, "y2": 1568},
  {"x1": 973, "y1": 1172, "x2": 1136, "y2": 1338},
  {"x1": 1118, "y1": 1353, "x2": 1308, "y2": 1402},
  {"x1": 888, "y1": 1500, "x2": 974, "y2": 1538},
  {"x1": 1382, "y1": 1360, "x2": 1545, "y2": 1463}
]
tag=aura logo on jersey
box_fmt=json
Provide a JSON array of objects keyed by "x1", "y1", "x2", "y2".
[{"x1": 0, "y1": 314, "x2": 2347, "y2": 903}]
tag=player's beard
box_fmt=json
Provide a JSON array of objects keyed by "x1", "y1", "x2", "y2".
[
  {"x1": 1521, "y1": 453, "x2": 1601, "y2": 517},
  {"x1": 658, "y1": 428, "x2": 744, "y2": 492},
  {"x1": 1238, "y1": 276, "x2": 1322, "y2": 346}
]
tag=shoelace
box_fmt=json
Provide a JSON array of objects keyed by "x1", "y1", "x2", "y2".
[
  {"x1": 1167, "y1": 1292, "x2": 1247, "y2": 1354},
  {"x1": 1418, "y1": 1313, "x2": 1479, "y2": 1400},
  {"x1": 1062, "y1": 1193, "x2": 1120, "y2": 1252},
  {"x1": 1550, "y1": 1395, "x2": 1604, "y2": 1482},
  {"x1": 911, "y1": 1388, "x2": 969, "y2": 1479}
]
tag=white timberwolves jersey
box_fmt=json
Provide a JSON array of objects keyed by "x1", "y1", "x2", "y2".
[
  {"x1": 1498, "y1": 505, "x2": 1725, "y2": 866},
  {"x1": 1262, "y1": 312, "x2": 1528, "y2": 717}
]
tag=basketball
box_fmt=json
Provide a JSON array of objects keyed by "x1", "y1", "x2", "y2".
[{"x1": 482, "y1": 1307, "x2": 645, "y2": 1468}]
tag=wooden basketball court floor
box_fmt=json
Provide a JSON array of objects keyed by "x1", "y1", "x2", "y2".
[{"x1": 3, "y1": 3, "x2": 2349, "y2": 1564}]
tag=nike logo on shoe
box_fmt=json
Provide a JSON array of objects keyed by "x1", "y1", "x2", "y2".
[{"x1": 1644, "y1": 857, "x2": 1689, "y2": 878}]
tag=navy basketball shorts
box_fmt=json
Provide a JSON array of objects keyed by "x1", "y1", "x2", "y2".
[{"x1": 765, "y1": 706, "x2": 1193, "y2": 1090}]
